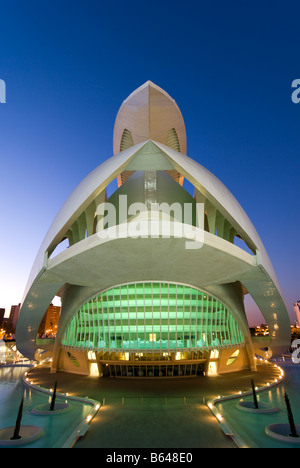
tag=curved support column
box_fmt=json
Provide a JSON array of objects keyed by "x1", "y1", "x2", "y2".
[
  {"x1": 51, "y1": 284, "x2": 100, "y2": 373},
  {"x1": 204, "y1": 282, "x2": 257, "y2": 372}
]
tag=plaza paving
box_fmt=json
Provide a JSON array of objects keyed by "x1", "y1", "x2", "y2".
[{"x1": 28, "y1": 361, "x2": 281, "y2": 448}]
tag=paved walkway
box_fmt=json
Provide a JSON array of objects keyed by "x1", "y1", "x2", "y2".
[{"x1": 28, "y1": 361, "x2": 281, "y2": 448}]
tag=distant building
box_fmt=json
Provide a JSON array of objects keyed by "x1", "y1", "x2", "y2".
[
  {"x1": 38, "y1": 304, "x2": 61, "y2": 338},
  {"x1": 1, "y1": 304, "x2": 21, "y2": 338},
  {"x1": 9, "y1": 304, "x2": 21, "y2": 333},
  {"x1": 0, "y1": 309, "x2": 5, "y2": 328},
  {"x1": 294, "y1": 301, "x2": 300, "y2": 326}
]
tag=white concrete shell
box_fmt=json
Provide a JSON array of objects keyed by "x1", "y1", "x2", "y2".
[
  {"x1": 113, "y1": 81, "x2": 187, "y2": 155},
  {"x1": 16, "y1": 140, "x2": 290, "y2": 360},
  {"x1": 113, "y1": 81, "x2": 186, "y2": 186},
  {"x1": 16, "y1": 83, "x2": 290, "y2": 366}
]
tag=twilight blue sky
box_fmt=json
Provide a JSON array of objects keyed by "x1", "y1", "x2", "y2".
[{"x1": 0, "y1": 0, "x2": 299, "y2": 325}]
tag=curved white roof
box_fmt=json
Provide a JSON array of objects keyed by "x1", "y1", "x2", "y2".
[
  {"x1": 16, "y1": 82, "x2": 290, "y2": 360},
  {"x1": 113, "y1": 81, "x2": 187, "y2": 155},
  {"x1": 16, "y1": 139, "x2": 290, "y2": 359},
  {"x1": 23, "y1": 140, "x2": 279, "y2": 294}
]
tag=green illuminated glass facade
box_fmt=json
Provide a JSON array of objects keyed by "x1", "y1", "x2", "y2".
[{"x1": 62, "y1": 282, "x2": 244, "y2": 353}]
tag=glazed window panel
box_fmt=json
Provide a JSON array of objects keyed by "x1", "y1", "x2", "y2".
[{"x1": 62, "y1": 282, "x2": 245, "y2": 351}]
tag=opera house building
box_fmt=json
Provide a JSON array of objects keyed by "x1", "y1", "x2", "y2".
[{"x1": 16, "y1": 82, "x2": 291, "y2": 378}]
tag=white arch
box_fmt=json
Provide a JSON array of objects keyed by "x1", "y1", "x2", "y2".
[{"x1": 16, "y1": 140, "x2": 290, "y2": 359}]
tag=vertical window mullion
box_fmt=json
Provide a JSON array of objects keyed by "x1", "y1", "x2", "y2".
[
  {"x1": 79, "y1": 307, "x2": 83, "y2": 346},
  {"x1": 89, "y1": 300, "x2": 92, "y2": 349},
  {"x1": 175, "y1": 284, "x2": 178, "y2": 351},
  {"x1": 189, "y1": 288, "x2": 192, "y2": 352},
  {"x1": 119, "y1": 286, "x2": 123, "y2": 352},
  {"x1": 83, "y1": 306, "x2": 87, "y2": 349},
  {"x1": 135, "y1": 283, "x2": 138, "y2": 349},
  {"x1": 151, "y1": 282, "x2": 154, "y2": 353},
  {"x1": 213, "y1": 298, "x2": 217, "y2": 348},
  {"x1": 99, "y1": 294, "x2": 103, "y2": 351},
  {"x1": 114, "y1": 288, "x2": 117, "y2": 351},
  {"x1": 143, "y1": 283, "x2": 146, "y2": 350},
  {"x1": 159, "y1": 283, "x2": 162, "y2": 353},
  {"x1": 127, "y1": 284, "x2": 130, "y2": 351},
  {"x1": 182, "y1": 286, "x2": 185, "y2": 351},
  {"x1": 167, "y1": 283, "x2": 170, "y2": 349},
  {"x1": 218, "y1": 303, "x2": 223, "y2": 347},
  {"x1": 106, "y1": 291, "x2": 109, "y2": 349}
]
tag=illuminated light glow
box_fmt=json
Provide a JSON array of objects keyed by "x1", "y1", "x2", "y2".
[
  {"x1": 216, "y1": 413, "x2": 223, "y2": 422},
  {"x1": 207, "y1": 361, "x2": 218, "y2": 376},
  {"x1": 89, "y1": 363, "x2": 100, "y2": 377},
  {"x1": 210, "y1": 350, "x2": 219, "y2": 359},
  {"x1": 226, "y1": 349, "x2": 240, "y2": 366}
]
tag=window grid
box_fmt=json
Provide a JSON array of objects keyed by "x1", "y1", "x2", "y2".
[{"x1": 62, "y1": 282, "x2": 245, "y2": 352}]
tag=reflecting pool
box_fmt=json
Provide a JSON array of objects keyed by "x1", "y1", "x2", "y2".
[
  {"x1": 217, "y1": 361, "x2": 300, "y2": 448},
  {"x1": 0, "y1": 365, "x2": 94, "y2": 448}
]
